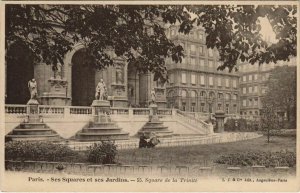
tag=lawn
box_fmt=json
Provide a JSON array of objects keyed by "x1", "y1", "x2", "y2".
[{"x1": 116, "y1": 135, "x2": 296, "y2": 167}]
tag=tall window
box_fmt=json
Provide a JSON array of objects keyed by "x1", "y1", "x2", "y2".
[
  {"x1": 218, "y1": 93, "x2": 223, "y2": 99},
  {"x1": 243, "y1": 87, "x2": 246, "y2": 94},
  {"x1": 249, "y1": 99, "x2": 253, "y2": 106},
  {"x1": 191, "y1": 74, "x2": 196, "y2": 85},
  {"x1": 181, "y1": 73, "x2": 186, "y2": 84},
  {"x1": 209, "y1": 76, "x2": 213, "y2": 86},
  {"x1": 233, "y1": 94, "x2": 238, "y2": 100},
  {"x1": 225, "y1": 93, "x2": 230, "y2": 100},
  {"x1": 190, "y1": 44, "x2": 196, "y2": 55},
  {"x1": 242, "y1": 76, "x2": 246, "y2": 82},
  {"x1": 254, "y1": 86, "x2": 258, "y2": 93},
  {"x1": 249, "y1": 86, "x2": 253, "y2": 93},
  {"x1": 249, "y1": 74, "x2": 253, "y2": 81},
  {"x1": 233, "y1": 79, "x2": 237, "y2": 88},
  {"x1": 190, "y1": 58, "x2": 196, "y2": 65},
  {"x1": 200, "y1": 103, "x2": 205, "y2": 112},
  {"x1": 225, "y1": 78, "x2": 229, "y2": 88},
  {"x1": 200, "y1": 75, "x2": 205, "y2": 85},
  {"x1": 199, "y1": 59, "x2": 205, "y2": 66},
  {"x1": 208, "y1": 49, "x2": 214, "y2": 57},
  {"x1": 191, "y1": 91, "x2": 196, "y2": 98},
  {"x1": 199, "y1": 46, "x2": 204, "y2": 55},
  {"x1": 168, "y1": 73, "x2": 173, "y2": 84},
  {"x1": 200, "y1": 91, "x2": 206, "y2": 98},
  {"x1": 254, "y1": 98, "x2": 258, "y2": 106},
  {"x1": 191, "y1": 103, "x2": 195, "y2": 112},
  {"x1": 208, "y1": 60, "x2": 214, "y2": 68},
  {"x1": 233, "y1": 104, "x2": 237, "y2": 113},
  {"x1": 254, "y1": 74, "x2": 258, "y2": 80},
  {"x1": 243, "y1": 100, "x2": 247, "y2": 107},
  {"x1": 217, "y1": 77, "x2": 222, "y2": 87}
]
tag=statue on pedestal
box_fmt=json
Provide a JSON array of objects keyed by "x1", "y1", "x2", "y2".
[
  {"x1": 28, "y1": 78, "x2": 38, "y2": 100},
  {"x1": 95, "y1": 79, "x2": 107, "y2": 100},
  {"x1": 55, "y1": 63, "x2": 62, "y2": 79},
  {"x1": 151, "y1": 88, "x2": 156, "y2": 104}
]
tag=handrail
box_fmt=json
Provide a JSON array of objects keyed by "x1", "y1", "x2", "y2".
[{"x1": 176, "y1": 109, "x2": 213, "y2": 134}]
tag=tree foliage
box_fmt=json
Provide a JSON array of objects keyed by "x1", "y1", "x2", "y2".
[
  {"x1": 262, "y1": 65, "x2": 296, "y2": 128},
  {"x1": 5, "y1": 4, "x2": 297, "y2": 81}
]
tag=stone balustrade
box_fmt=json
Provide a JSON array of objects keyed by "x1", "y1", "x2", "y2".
[
  {"x1": 70, "y1": 106, "x2": 92, "y2": 115},
  {"x1": 176, "y1": 110, "x2": 213, "y2": 135},
  {"x1": 5, "y1": 104, "x2": 27, "y2": 115}
]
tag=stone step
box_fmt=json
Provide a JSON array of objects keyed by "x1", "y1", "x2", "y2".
[
  {"x1": 82, "y1": 128, "x2": 123, "y2": 134},
  {"x1": 78, "y1": 132, "x2": 129, "y2": 136},
  {"x1": 76, "y1": 133, "x2": 129, "y2": 141},
  {"x1": 6, "y1": 134, "x2": 60, "y2": 141},
  {"x1": 141, "y1": 126, "x2": 169, "y2": 129},
  {"x1": 19, "y1": 123, "x2": 48, "y2": 129},
  {"x1": 11, "y1": 129, "x2": 54, "y2": 135}
]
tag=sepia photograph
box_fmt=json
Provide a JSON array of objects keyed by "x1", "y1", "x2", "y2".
[{"x1": 1, "y1": 1, "x2": 299, "y2": 192}]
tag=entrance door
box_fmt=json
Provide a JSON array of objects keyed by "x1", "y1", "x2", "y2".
[{"x1": 71, "y1": 49, "x2": 95, "y2": 106}]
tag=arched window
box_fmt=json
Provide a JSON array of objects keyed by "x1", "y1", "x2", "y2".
[
  {"x1": 225, "y1": 93, "x2": 231, "y2": 100},
  {"x1": 181, "y1": 90, "x2": 187, "y2": 98},
  {"x1": 209, "y1": 92, "x2": 215, "y2": 99},
  {"x1": 200, "y1": 91, "x2": 206, "y2": 98},
  {"x1": 191, "y1": 90, "x2": 197, "y2": 98}
]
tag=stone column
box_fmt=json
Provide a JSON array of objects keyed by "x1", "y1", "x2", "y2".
[{"x1": 214, "y1": 110, "x2": 226, "y2": 133}]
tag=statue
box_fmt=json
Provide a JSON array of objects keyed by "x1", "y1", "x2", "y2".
[
  {"x1": 28, "y1": 78, "x2": 38, "y2": 100},
  {"x1": 151, "y1": 88, "x2": 156, "y2": 104},
  {"x1": 95, "y1": 79, "x2": 107, "y2": 100},
  {"x1": 55, "y1": 63, "x2": 62, "y2": 79}
]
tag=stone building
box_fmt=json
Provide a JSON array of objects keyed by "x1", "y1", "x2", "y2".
[
  {"x1": 5, "y1": 43, "x2": 167, "y2": 108},
  {"x1": 239, "y1": 57, "x2": 296, "y2": 116},
  {"x1": 6, "y1": 25, "x2": 241, "y2": 115},
  {"x1": 164, "y1": 25, "x2": 240, "y2": 114}
]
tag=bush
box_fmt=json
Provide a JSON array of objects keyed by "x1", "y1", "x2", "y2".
[
  {"x1": 263, "y1": 129, "x2": 296, "y2": 137},
  {"x1": 215, "y1": 150, "x2": 296, "y2": 168},
  {"x1": 87, "y1": 141, "x2": 117, "y2": 164},
  {"x1": 225, "y1": 118, "x2": 259, "y2": 132},
  {"x1": 5, "y1": 141, "x2": 77, "y2": 162}
]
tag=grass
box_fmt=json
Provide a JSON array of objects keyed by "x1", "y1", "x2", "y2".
[{"x1": 116, "y1": 135, "x2": 296, "y2": 166}]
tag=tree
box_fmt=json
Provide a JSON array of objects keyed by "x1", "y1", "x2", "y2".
[
  {"x1": 6, "y1": 5, "x2": 297, "y2": 82},
  {"x1": 262, "y1": 65, "x2": 296, "y2": 129},
  {"x1": 260, "y1": 101, "x2": 282, "y2": 143}
]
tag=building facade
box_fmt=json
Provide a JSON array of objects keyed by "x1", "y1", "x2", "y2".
[
  {"x1": 164, "y1": 25, "x2": 240, "y2": 114},
  {"x1": 6, "y1": 25, "x2": 245, "y2": 116},
  {"x1": 239, "y1": 58, "x2": 296, "y2": 116},
  {"x1": 5, "y1": 44, "x2": 167, "y2": 108}
]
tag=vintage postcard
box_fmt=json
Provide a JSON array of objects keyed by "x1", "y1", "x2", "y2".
[{"x1": 0, "y1": 1, "x2": 299, "y2": 192}]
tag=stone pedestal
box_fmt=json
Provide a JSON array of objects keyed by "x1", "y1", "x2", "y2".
[
  {"x1": 76, "y1": 100, "x2": 129, "y2": 141},
  {"x1": 138, "y1": 103, "x2": 173, "y2": 138},
  {"x1": 214, "y1": 110, "x2": 226, "y2": 133},
  {"x1": 5, "y1": 99, "x2": 60, "y2": 142},
  {"x1": 40, "y1": 78, "x2": 70, "y2": 106}
]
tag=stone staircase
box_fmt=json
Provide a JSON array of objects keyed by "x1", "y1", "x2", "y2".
[
  {"x1": 174, "y1": 110, "x2": 214, "y2": 135},
  {"x1": 5, "y1": 115, "x2": 61, "y2": 141},
  {"x1": 76, "y1": 114, "x2": 129, "y2": 141}
]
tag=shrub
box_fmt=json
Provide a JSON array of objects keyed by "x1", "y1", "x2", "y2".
[
  {"x1": 215, "y1": 150, "x2": 296, "y2": 168},
  {"x1": 87, "y1": 141, "x2": 117, "y2": 164},
  {"x1": 225, "y1": 118, "x2": 258, "y2": 132},
  {"x1": 5, "y1": 141, "x2": 77, "y2": 162}
]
